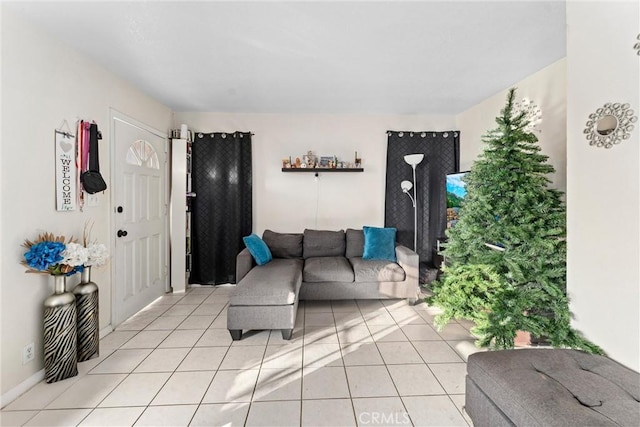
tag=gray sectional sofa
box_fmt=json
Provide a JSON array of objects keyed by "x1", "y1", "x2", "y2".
[{"x1": 227, "y1": 228, "x2": 420, "y2": 340}]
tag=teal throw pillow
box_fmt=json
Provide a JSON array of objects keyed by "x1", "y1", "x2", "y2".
[
  {"x1": 362, "y1": 226, "x2": 397, "y2": 262},
  {"x1": 243, "y1": 234, "x2": 272, "y2": 266}
]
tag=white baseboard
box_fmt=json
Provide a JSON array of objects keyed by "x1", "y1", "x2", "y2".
[
  {"x1": 99, "y1": 325, "x2": 113, "y2": 339},
  {"x1": 1, "y1": 369, "x2": 44, "y2": 409},
  {"x1": 2, "y1": 325, "x2": 114, "y2": 409}
]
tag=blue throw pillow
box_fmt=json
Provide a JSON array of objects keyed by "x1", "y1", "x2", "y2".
[
  {"x1": 362, "y1": 226, "x2": 397, "y2": 262},
  {"x1": 243, "y1": 234, "x2": 272, "y2": 266}
]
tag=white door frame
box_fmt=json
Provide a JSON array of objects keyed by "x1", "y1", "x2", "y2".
[{"x1": 109, "y1": 109, "x2": 170, "y2": 328}]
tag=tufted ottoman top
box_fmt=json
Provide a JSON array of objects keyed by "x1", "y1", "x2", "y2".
[
  {"x1": 467, "y1": 349, "x2": 640, "y2": 426},
  {"x1": 230, "y1": 258, "x2": 303, "y2": 306}
]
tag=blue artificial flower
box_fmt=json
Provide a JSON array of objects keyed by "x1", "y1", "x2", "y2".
[
  {"x1": 67, "y1": 265, "x2": 84, "y2": 276},
  {"x1": 24, "y1": 241, "x2": 65, "y2": 272}
]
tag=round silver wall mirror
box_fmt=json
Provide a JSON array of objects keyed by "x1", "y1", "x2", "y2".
[
  {"x1": 584, "y1": 103, "x2": 637, "y2": 149},
  {"x1": 595, "y1": 115, "x2": 618, "y2": 136}
]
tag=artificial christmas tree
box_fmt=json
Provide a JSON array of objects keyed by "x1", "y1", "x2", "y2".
[{"x1": 428, "y1": 88, "x2": 601, "y2": 353}]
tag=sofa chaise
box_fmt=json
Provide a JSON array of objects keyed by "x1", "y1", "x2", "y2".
[{"x1": 227, "y1": 228, "x2": 420, "y2": 340}]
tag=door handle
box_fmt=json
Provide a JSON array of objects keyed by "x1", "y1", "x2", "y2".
[{"x1": 117, "y1": 230, "x2": 128, "y2": 238}]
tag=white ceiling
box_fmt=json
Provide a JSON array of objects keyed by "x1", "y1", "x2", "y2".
[{"x1": 6, "y1": 1, "x2": 566, "y2": 115}]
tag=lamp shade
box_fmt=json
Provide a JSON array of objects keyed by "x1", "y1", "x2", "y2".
[
  {"x1": 404, "y1": 154, "x2": 424, "y2": 166},
  {"x1": 400, "y1": 180, "x2": 413, "y2": 193}
]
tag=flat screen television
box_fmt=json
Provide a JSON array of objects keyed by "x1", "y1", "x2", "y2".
[{"x1": 446, "y1": 171, "x2": 469, "y2": 228}]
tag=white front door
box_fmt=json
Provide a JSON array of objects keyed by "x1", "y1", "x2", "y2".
[{"x1": 111, "y1": 114, "x2": 168, "y2": 327}]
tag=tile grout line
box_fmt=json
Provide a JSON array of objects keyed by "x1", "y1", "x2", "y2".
[
  {"x1": 186, "y1": 285, "x2": 230, "y2": 422},
  {"x1": 298, "y1": 301, "x2": 306, "y2": 427},
  {"x1": 402, "y1": 302, "x2": 472, "y2": 425},
  {"x1": 445, "y1": 393, "x2": 472, "y2": 427},
  {"x1": 378, "y1": 301, "x2": 418, "y2": 426},
  {"x1": 179, "y1": 285, "x2": 233, "y2": 426},
  {"x1": 80, "y1": 287, "x2": 202, "y2": 424},
  {"x1": 333, "y1": 299, "x2": 360, "y2": 427},
  {"x1": 6, "y1": 291, "x2": 472, "y2": 426},
  {"x1": 85, "y1": 286, "x2": 215, "y2": 425},
  {"x1": 342, "y1": 299, "x2": 466, "y2": 426},
  {"x1": 152, "y1": 285, "x2": 201, "y2": 426},
  {"x1": 242, "y1": 299, "x2": 278, "y2": 426},
  {"x1": 188, "y1": 328, "x2": 234, "y2": 425}
]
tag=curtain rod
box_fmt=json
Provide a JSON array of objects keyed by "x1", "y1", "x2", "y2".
[
  {"x1": 196, "y1": 131, "x2": 255, "y2": 138},
  {"x1": 386, "y1": 131, "x2": 459, "y2": 138}
]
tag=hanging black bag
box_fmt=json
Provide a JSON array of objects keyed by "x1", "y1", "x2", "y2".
[{"x1": 81, "y1": 123, "x2": 107, "y2": 194}]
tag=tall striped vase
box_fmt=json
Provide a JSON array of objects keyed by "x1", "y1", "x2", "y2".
[
  {"x1": 73, "y1": 267, "x2": 99, "y2": 362},
  {"x1": 43, "y1": 275, "x2": 78, "y2": 383}
]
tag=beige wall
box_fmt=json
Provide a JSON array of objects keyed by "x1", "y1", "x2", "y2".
[
  {"x1": 0, "y1": 8, "x2": 172, "y2": 397},
  {"x1": 456, "y1": 59, "x2": 567, "y2": 191},
  {"x1": 173, "y1": 112, "x2": 456, "y2": 235},
  {"x1": 566, "y1": 1, "x2": 639, "y2": 371}
]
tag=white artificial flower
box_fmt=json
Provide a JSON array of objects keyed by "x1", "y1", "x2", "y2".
[
  {"x1": 61, "y1": 242, "x2": 89, "y2": 267},
  {"x1": 86, "y1": 243, "x2": 109, "y2": 267}
]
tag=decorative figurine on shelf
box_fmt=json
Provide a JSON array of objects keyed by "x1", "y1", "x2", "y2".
[
  {"x1": 355, "y1": 151, "x2": 362, "y2": 168},
  {"x1": 295, "y1": 157, "x2": 301, "y2": 168},
  {"x1": 282, "y1": 158, "x2": 291, "y2": 168},
  {"x1": 304, "y1": 150, "x2": 316, "y2": 168}
]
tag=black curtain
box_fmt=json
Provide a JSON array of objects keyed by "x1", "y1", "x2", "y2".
[
  {"x1": 190, "y1": 132, "x2": 252, "y2": 285},
  {"x1": 384, "y1": 131, "x2": 460, "y2": 266}
]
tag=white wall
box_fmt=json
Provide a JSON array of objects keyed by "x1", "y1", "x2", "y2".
[
  {"x1": 0, "y1": 8, "x2": 172, "y2": 397},
  {"x1": 566, "y1": 1, "x2": 639, "y2": 371},
  {"x1": 174, "y1": 113, "x2": 456, "y2": 235},
  {"x1": 456, "y1": 59, "x2": 567, "y2": 191}
]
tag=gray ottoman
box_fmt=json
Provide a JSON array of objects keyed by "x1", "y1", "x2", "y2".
[
  {"x1": 227, "y1": 258, "x2": 302, "y2": 340},
  {"x1": 466, "y1": 349, "x2": 640, "y2": 426}
]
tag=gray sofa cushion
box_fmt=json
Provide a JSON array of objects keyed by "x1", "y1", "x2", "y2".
[
  {"x1": 349, "y1": 257, "x2": 405, "y2": 282},
  {"x1": 345, "y1": 228, "x2": 364, "y2": 258},
  {"x1": 303, "y1": 229, "x2": 345, "y2": 258},
  {"x1": 231, "y1": 259, "x2": 303, "y2": 306},
  {"x1": 303, "y1": 257, "x2": 354, "y2": 283},
  {"x1": 467, "y1": 349, "x2": 640, "y2": 427},
  {"x1": 262, "y1": 230, "x2": 303, "y2": 259}
]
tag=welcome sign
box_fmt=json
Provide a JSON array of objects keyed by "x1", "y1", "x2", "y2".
[{"x1": 55, "y1": 130, "x2": 77, "y2": 211}]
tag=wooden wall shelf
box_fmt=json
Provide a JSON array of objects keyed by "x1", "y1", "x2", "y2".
[{"x1": 282, "y1": 168, "x2": 363, "y2": 173}]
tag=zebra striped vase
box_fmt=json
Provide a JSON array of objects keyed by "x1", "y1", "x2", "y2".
[
  {"x1": 74, "y1": 267, "x2": 99, "y2": 362},
  {"x1": 43, "y1": 275, "x2": 78, "y2": 383}
]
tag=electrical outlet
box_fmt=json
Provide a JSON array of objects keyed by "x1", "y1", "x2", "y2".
[
  {"x1": 87, "y1": 194, "x2": 99, "y2": 207},
  {"x1": 23, "y1": 343, "x2": 34, "y2": 365}
]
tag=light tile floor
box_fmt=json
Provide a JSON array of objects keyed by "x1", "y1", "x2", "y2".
[{"x1": 1, "y1": 286, "x2": 482, "y2": 426}]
